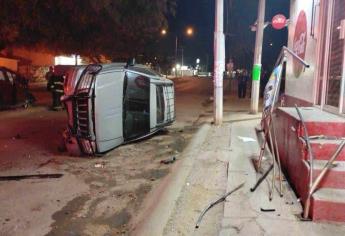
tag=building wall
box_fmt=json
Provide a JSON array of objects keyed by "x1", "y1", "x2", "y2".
[
  {"x1": 0, "y1": 57, "x2": 18, "y2": 71},
  {"x1": 286, "y1": 0, "x2": 320, "y2": 104},
  {"x1": 0, "y1": 47, "x2": 55, "y2": 82},
  {"x1": 12, "y1": 48, "x2": 54, "y2": 66}
]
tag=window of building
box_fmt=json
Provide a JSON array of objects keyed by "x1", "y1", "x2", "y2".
[{"x1": 325, "y1": 0, "x2": 345, "y2": 108}]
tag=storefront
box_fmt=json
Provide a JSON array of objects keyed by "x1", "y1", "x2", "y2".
[
  {"x1": 274, "y1": 0, "x2": 345, "y2": 222},
  {"x1": 285, "y1": 0, "x2": 345, "y2": 116}
]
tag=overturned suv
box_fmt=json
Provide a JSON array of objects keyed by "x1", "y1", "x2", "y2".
[{"x1": 62, "y1": 63, "x2": 175, "y2": 156}]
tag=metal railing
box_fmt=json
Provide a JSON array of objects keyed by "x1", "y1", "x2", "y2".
[
  {"x1": 252, "y1": 46, "x2": 310, "y2": 201},
  {"x1": 295, "y1": 105, "x2": 345, "y2": 219}
]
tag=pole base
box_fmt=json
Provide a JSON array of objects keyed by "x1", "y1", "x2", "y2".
[{"x1": 296, "y1": 213, "x2": 312, "y2": 222}]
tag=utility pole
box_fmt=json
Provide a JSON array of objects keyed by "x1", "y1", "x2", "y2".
[
  {"x1": 250, "y1": 0, "x2": 265, "y2": 114},
  {"x1": 175, "y1": 36, "x2": 178, "y2": 77},
  {"x1": 181, "y1": 47, "x2": 184, "y2": 77},
  {"x1": 175, "y1": 36, "x2": 178, "y2": 65},
  {"x1": 214, "y1": 0, "x2": 225, "y2": 125}
]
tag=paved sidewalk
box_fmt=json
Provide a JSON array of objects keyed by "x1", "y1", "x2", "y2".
[
  {"x1": 219, "y1": 117, "x2": 345, "y2": 236},
  {"x1": 134, "y1": 105, "x2": 345, "y2": 235},
  {"x1": 133, "y1": 124, "x2": 229, "y2": 235}
]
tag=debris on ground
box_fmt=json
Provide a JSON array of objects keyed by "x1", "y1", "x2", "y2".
[
  {"x1": 195, "y1": 182, "x2": 245, "y2": 229},
  {"x1": 0, "y1": 174, "x2": 63, "y2": 181},
  {"x1": 250, "y1": 164, "x2": 274, "y2": 192},
  {"x1": 160, "y1": 156, "x2": 176, "y2": 165},
  {"x1": 37, "y1": 159, "x2": 61, "y2": 168},
  {"x1": 237, "y1": 136, "x2": 257, "y2": 142},
  {"x1": 260, "y1": 208, "x2": 276, "y2": 212},
  {"x1": 94, "y1": 162, "x2": 105, "y2": 168}
]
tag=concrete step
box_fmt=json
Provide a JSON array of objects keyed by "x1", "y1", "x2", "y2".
[
  {"x1": 307, "y1": 160, "x2": 345, "y2": 189},
  {"x1": 303, "y1": 122, "x2": 345, "y2": 138},
  {"x1": 276, "y1": 107, "x2": 345, "y2": 138},
  {"x1": 311, "y1": 188, "x2": 345, "y2": 222},
  {"x1": 306, "y1": 139, "x2": 345, "y2": 161}
]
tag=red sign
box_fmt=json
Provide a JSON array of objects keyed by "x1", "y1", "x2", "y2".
[
  {"x1": 272, "y1": 14, "x2": 287, "y2": 30},
  {"x1": 293, "y1": 11, "x2": 307, "y2": 78}
]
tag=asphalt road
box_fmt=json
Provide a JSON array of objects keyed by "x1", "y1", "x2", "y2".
[{"x1": 0, "y1": 77, "x2": 232, "y2": 235}]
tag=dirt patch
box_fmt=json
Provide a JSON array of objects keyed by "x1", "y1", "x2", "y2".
[
  {"x1": 47, "y1": 195, "x2": 90, "y2": 236},
  {"x1": 130, "y1": 168, "x2": 169, "y2": 181},
  {"x1": 44, "y1": 126, "x2": 197, "y2": 235},
  {"x1": 100, "y1": 209, "x2": 131, "y2": 231}
]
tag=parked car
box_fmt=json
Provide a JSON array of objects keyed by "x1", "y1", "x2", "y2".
[
  {"x1": 0, "y1": 67, "x2": 35, "y2": 109},
  {"x1": 62, "y1": 63, "x2": 175, "y2": 156}
]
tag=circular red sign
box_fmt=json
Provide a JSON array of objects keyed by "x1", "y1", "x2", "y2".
[
  {"x1": 272, "y1": 14, "x2": 287, "y2": 30},
  {"x1": 293, "y1": 11, "x2": 307, "y2": 78}
]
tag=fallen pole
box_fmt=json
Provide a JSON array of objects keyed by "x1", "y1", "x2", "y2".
[
  {"x1": 195, "y1": 182, "x2": 245, "y2": 229},
  {"x1": 272, "y1": 123, "x2": 283, "y2": 197},
  {"x1": 250, "y1": 164, "x2": 273, "y2": 192},
  {"x1": 0, "y1": 174, "x2": 63, "y2": 181}
]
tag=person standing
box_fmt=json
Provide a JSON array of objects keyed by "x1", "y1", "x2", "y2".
[
  {"x1": 238, "y1": 70, "x2": 249, "y2": 98},
  {"x1": 46, "y1": 66, "x2": 54, "y2": 90},
  {"x1": 51, "y1": 74, "x2": 64, "y2": 110},
  {"x1": 46, "y1": 66, "x2": 63, "y2": 110},
  {"x1": 46, "y1": 66, "x2": 56, "y2": 109}
]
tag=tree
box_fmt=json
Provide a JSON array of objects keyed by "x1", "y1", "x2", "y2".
[{"x1": 0, "y1": 0, "x2": 176, "y2": 60}]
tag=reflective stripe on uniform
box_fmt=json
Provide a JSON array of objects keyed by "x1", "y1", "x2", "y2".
[{"x1": 53, "y1": 82, "x2": 64, "y2": 85}]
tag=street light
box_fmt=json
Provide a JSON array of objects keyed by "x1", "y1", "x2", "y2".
[
  {"x1": 186, "y1": 27, "x2": 194, "y2": 36},
  {"x1": 161, "y1": 29, "x2": 167, "y2": 36},
  {"x1": 160, "y1": 27, "x2": 194, "y2": 77}
]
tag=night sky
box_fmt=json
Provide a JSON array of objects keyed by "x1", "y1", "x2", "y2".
[{"x1": 163, "y1": 0, "x2": 290, "y2": 72}]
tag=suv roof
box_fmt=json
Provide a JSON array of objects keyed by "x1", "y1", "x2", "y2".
[{"x1": 99, "y1": 63, "x2": 163, "y2": 79}]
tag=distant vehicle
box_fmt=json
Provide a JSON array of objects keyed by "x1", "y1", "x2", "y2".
[
  {"x1": 0, "y1": 66, "x2": 35, "y2": 109},
  {"x1": 62, "y1": 63, "x2": 175, "y2": 156},
  {"x1": 197, "y1": 72, "x2": 212, "y2": 78}
]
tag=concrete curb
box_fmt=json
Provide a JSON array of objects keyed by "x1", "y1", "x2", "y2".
[{"x1": 132, "y1": 124, "x2": 211, "y2": 236}]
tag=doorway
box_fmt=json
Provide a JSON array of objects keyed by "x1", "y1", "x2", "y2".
[{"x1": 318, "y1": 0, "x2": 345, "y2": 114}]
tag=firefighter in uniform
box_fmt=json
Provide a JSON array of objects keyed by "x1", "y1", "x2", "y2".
[{"x1": 50, "y1": 74, "x2": 64, "y2": 110}]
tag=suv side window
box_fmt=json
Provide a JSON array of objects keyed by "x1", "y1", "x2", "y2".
[
  {"x1": 156, "y1": 85, "x2": 165, "y2": 124},
  {"x1": 124, "y1": 72, "x2": 150, "y2": 113}
]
